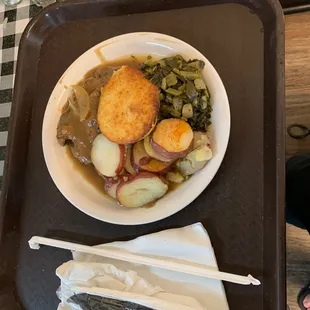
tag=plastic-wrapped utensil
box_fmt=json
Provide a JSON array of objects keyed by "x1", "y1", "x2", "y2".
[{"x1": 67, "y1": 293, "x2": 155, "y2": 310}]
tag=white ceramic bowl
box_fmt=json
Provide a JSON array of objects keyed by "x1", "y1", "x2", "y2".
[{"x1": 42, "y1": 32, "x2": 230, "y2": 225}]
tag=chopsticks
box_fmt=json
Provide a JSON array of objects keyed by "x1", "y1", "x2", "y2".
[{"x1": 28, "y1": 236, "x2": 261, "y2": 286}]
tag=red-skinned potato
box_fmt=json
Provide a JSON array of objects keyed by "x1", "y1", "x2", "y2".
[
  {"x1": 193, "y1": 131, "x2": 211, "y2": 149},
  {"x1": 124, "y1": 145, "x2": 136, "y2": 175},
  {"x1": 104, "y1": 178, "x2": 120, "y2": 199},
  {"x1": 143, "y1": 135, "x2": 173, "y2": 163},
  {"x1": 177, "y1": 144, "x2": 213, "y2": 176},
  {"x1": 132, "y1": 141, "x2": 152, "y2": 171},
  {"x1": 91, "y1": 134, "x2": 125, "y2": 177},
  {"x1": 140, "y1": 159, "x2": 172, "y2": 174},
  {"x1": 105, "y1": 175, "x2": 130, "y2": 198},
  {"x1": 116, "y1": 172, "x2": 168, "y2": 208},
  {"x1": 151, "y1": 119, "x2": 194, "y2": 160},
  {"x1": 176, "y1": 132, "x2": 212, "y2": 176},
  {"x1": 151, "y1": 136, "x2": 193, "y2": 160},
  {"x1": 133, "y1": 141, "x2": 172, "y2": 174},
  {"x1": 166, "y1": 171, "x2": 185, "y2": 184}
]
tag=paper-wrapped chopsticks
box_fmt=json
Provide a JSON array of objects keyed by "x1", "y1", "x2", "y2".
[{"x1": 28, "y1": 236, "x2": 261, "y2": 286}]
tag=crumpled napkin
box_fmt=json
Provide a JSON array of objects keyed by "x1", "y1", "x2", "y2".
[{"x1": 56, "y1": 223, "x2": 229, "y2": 310}]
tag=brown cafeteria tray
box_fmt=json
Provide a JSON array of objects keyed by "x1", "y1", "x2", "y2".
[{"x1": 0, "y1": 0, "x2": 285, "y2": 309}]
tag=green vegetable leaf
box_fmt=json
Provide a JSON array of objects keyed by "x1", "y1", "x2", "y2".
[
  {"x1": 182, "y1": 103, "x2": 193, "y2": 119},
  {"x1": 172, "y1": 97, "x2": 183, "y2": 111},
  {"x1": 186, "y1": 60, "x2": 205, "y2": 70},
  {"x1": 166, "y1": 88, "x2": 182, "y2": 96},
  {"x1": 179, "y1": 71, "x2": 200, "y2": 80},
  {"x1": 166, "y1": 73, "x2": 178, "y2": 86},
  {"x1": 140, "y1": 55, "x2": 211, "y2": 131},
  {"x1": 161, "y1": 78, "x2": 167, "y2": 90},
  {"x1": 186, "y1": 81, "x2": 198, "y2": 100},
  {"x1": 194, "y1": 78, "x2": 206, "y2": 90}
]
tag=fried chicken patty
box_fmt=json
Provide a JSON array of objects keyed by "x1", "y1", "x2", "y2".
[{"x1": 98, "y1": 66, "x2": 159, "y2": 144}]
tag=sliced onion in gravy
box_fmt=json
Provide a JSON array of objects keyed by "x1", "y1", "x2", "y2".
[{"x1": 70, "y1": 85, "x2": 90, "y2": 122}]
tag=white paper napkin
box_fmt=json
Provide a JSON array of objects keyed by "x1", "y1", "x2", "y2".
[{"x1": 56, "y1": 222, "x2": 229, "y2": 310}]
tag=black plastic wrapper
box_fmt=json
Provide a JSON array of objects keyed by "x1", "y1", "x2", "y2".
[{"x1": 68, "y1": 293, "x2": 155, "y2": 310}]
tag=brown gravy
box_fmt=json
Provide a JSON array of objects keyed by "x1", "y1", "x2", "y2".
[
  {"x1": 62, "y1": 55, "x2": 177, "y2": 204},
  {"x1": 61, "y1": 56, "x2": 146, "y2": 196},
  {"x1": 84, "y1": 55, "x2": 146, "y2": 79},
  {"x1": 65, "y1": 145, "x2": 107, "y2": 194}
]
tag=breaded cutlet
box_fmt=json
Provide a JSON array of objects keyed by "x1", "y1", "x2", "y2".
[{"x1": 97, "y1": 65, "x2": 159, "y2": 144}]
